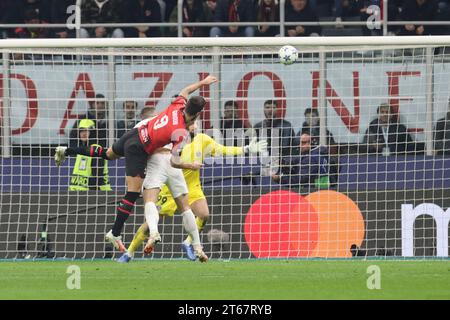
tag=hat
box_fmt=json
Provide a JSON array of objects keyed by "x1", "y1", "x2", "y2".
[{"x1": 79, "y1": 119, "x2": 95, "y2": 129}]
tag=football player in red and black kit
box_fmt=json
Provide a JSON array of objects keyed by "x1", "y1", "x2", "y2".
[{"x1": 55, "y1": 75, "x2": 218, "y2": 251}]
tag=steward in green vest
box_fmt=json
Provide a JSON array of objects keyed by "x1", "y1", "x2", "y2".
[{"x1": 69, "y1": 119, "x2": 112, "y2": 191}]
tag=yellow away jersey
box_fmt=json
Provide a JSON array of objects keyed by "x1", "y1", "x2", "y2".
[
  {"x1": 181, "y1": 133, "x2": 243, "y2": 186},
  {"x1": 157, "y1": 133, "x2": 244, "y2": 215}
]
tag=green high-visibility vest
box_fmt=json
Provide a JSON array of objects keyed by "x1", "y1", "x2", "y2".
[{"x1": 69, "y1": 146, "x2": 112, "y2": 191}]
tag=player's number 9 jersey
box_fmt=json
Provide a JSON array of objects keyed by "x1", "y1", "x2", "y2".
[{"x1": 137, "y1": 96, "x2": 188, "y2": 154}]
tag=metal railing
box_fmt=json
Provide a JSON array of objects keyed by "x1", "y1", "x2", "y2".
[{"x1": 1, "y1": 0, "x2": 450, "y2": 38}]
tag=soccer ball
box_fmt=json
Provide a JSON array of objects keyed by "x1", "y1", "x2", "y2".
[{"x1": 278, "y1": 45, "x2": 298, "y2": 65}]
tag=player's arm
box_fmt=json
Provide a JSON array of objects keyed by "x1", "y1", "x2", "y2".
[
  {"x1": 211, "y1": 137, "x2": 268, "y2": 156},
  {"x1": 178, "y1": 75, "x2": 218, "y2": 99},
  {"x1": 170, "y1": 156, "x2": 202, "y2": 170},
  {"x1": 170, "y1": 139, "x2": 202, "y2": 170}
]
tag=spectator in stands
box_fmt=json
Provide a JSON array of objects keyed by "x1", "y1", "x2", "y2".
[
  {"x1": 434, "y1": 99, "x2": 450, "y2": 155},
  {"x1": 334, "y1": 0, "x2": 364, "y2": 26},
  {"x1": 0, "y1": 1, "x2": 11, "y2": 39},
  {"x1": 210, "y1": 0, "x2": 256, "y2": 37},
  {"x1": 220, "y1": 100, "x2": 247, "y2": 146},
  {"x1": 256, "y1": 0, "x2": 280, "y2": 37},
  {"x1": 435, "y1": 0, "x2": 450, "y2": 35},
  {"x1": 14, "y1": 8, "x2": 50, "y2": 38},
  {"x1": 399, "y1": 0, "x2": 439, "y2": 36},
  {"x1": 298, "y1": 107, "x2": 336, "y2": 147},
  {"x1": 116, "y1": 101, "x2": 139, "y2": 139},
  {"x1": 438, "y1": 0, "x2": 450, "y2": 13},
  {"x1": 200, "y1": 0, "x2": 218, "y2": 36},
  {"x1": 123, "y1": 0, "x2": 162, "y2": 38},
  {"x1": 254, "y1": 100, "x2": 295, "y2": 157},
  {"x1": 6, "y1": 0, "x2": 51, "y2": 25},
  {"x1": 51, "y1": 0, "x2": 77, "y2": 38},
  {"x1": 344, "y1": 1, "x2": 383, "y2": 36},
  {"x1": 70, "y1": 93, "x2": 109, "y2": 148},
  {"x1": 140, "y1": 105, "x2": 157, "y2": 119},
  {"x1": 272, "y1": 133, "x2": 338, "y2": 191},
  {"x1": 388, "y1": 0, "x2": 403, "y2": 22},
  {"x1": 285, "y1": 0, "x2": 321, "y2": 37},
  {"x1": 68, "y1": 118, "x2": 112, "y2": 191},
  {"x1": 362, "y1": 103, "x2": 414, "y2": 155},
  {"x1": 168, "y1": 0, "x2": 206, "y2": 37},
  {"x1": 80, "y1": 0, "x2": 124, "y2": 38},
  {"x1": 164, "y1": 0, "x2": 178, "y2": 21}
]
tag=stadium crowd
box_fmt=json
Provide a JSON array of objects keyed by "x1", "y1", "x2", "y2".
[
  {"x1": 1, "y1": 0, "x2": 450, "y2": 39},
  {"x1": 65, "y1": 93, "x2": 450, "y2": 191},
  {"x1": 2, "y1": 0, "x2": 450, "y2": 192}
]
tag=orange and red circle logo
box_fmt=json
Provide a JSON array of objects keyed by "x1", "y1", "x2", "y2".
[{"x1": 244, "y1": 190, "x2": 365, "y2": 258}]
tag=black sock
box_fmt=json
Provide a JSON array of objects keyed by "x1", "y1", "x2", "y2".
[
  {"x1": 111, "y1": 191, "x2": 140, "y2": 236},
  {"x1": 65, "y1": 145, "x2": 109, "y2": 160}
]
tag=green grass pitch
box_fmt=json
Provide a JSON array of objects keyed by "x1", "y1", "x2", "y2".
[{"x1": 0, "y1": 259, "x2": 449, "y2": 300}]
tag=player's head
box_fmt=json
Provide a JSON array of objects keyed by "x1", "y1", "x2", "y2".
[
  {"x1": 184, "y1": 96, "x2": 206, "y2": 125},
  {"x1": 188, "y1": 119, "x2": 201, "y2": 139},
  {"x1": 78, "y1": 119, "x2": 95, "y2": 142}
]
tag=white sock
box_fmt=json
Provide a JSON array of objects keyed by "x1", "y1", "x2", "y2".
[
  {"x1": 144, "y1": 202, "x2": 159, "y2": 235},
  {"x1": 182, "y1": 209, "x2": 200, "y2": 247},
  {"x1": 127, "y1": 250, "x2": 134, "y2": 258}
]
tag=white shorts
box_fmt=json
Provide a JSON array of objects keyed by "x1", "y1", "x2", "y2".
[{"x1": 142, "y1": 152, "x2": 188, "y2": 199}]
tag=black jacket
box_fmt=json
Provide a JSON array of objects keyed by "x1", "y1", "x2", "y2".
[
  {"x1": 363, "y1": 118, "x2": 414, "y2": 155},
  {"x1": 434, "y1": 113, "x2": 450, "y2": 155},
  {"x1": 285, "y1": 2, "x2": 321, "y2": 36},
  {"x1": 220, "y1": 118, "x2": 247, "y2": 146},
  {"x1": 400, "y1": 0, "x2": 438, "y2": 35},
  {"x1": 123, "y1": 0, "x2": 162, "y2": 37},
  {"x1": 254, "y1": 119, "x2": 295, "y2": 156},
  {"x1": 116, "y1": 119, "x2": 138, "y2": 139}
]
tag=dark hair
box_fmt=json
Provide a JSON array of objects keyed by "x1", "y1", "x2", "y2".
[
  {"x1": 377, "y1": 103, "x2": 391, "y2": 114},
  {"x1": 185, "y1": 96, "x2": 206, "y2": 116},
  {"x1": 95, "y1": 93, "x2": 105, "y2": 99},
  {"x1": 304, "y1": 107, "x2": 319, "y2": 116},
  {"x1": 224, "y1": 100, "x2": 238, "y2": 109},
  {"x1": 264, "y1": 100, "x2": 277, "y2": 107},
  {"x1": 123, "y1": 100, "x2": 138, "y2": 108}
]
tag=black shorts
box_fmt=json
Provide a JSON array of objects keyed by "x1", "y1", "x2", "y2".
[{"x1": 112, "y1": 128, "x2": 148, "y2": 178}]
